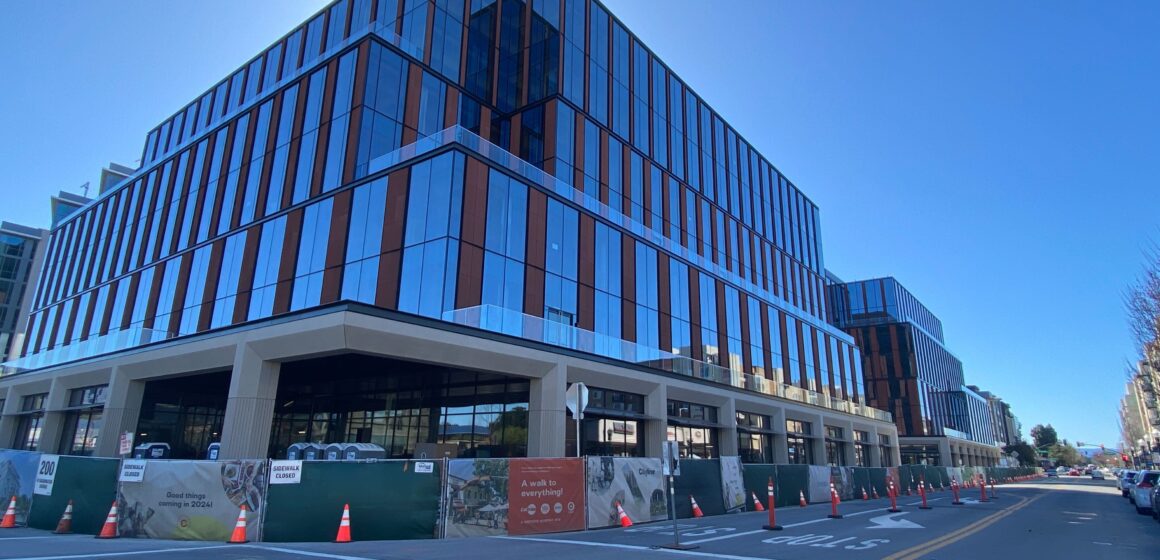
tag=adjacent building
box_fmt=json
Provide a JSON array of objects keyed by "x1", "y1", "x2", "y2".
[
  {"x1": 969, "y1": 386, "x2": 1020, "y2": 448},
  {"x1": 1121, "y1": 353, "x2": 1160, "y2": 468},
  {"x1": 828, "y1": 276, "x2": 1000, "y2": 466},
  {"x1": 0, "y1": 222, "x2": 49, "y2": 363},
  {"x1": 0, "y1": 0, "x2": 897, "y2": 465}
]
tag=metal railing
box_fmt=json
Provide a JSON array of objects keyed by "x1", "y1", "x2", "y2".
[
  {"x1": 444, "y1": 305, "x2": 892, "y2": 423},
  {"x1": 1, "y1": 326, "x2": 172, "y2": 376}
]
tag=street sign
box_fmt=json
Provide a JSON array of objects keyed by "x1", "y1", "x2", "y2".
[
  {"x1": 33, "y1": 455, "x2": 60, "y2": 496},
  {"x1": 565, "y1": 383, "x2": 589, "y2": 419},
  {"x1": 119, "y1": 431, "x2": 134, "y2": 456},
  {"x1": 663, "y1": 440, "x2": 681, "y2": 477}
]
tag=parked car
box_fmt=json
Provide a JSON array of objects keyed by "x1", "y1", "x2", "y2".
[
  {"x1": 1153, "y1": 481, "x2": 1160, "y2": 521},
  {"x1": 1092, "y1": 469, "x2": 1105, "y2": 480},
  {"x1": 1045, "y1": 470, "x2": 1059, "y2": 477},
  {"x1": 1120, "y1": 470, "x2": 1138, "y2": 497},
  {"x1": 1069, "y1": 468, "x2": 1080, "y2": 476},
  {"x1": 1130, "y1": 471, "x2": 1159, "y2": 514}
]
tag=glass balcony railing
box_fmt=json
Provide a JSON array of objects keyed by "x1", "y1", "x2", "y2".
[
  {"x1": 1, "y1": 326, "x2": 173, "y2": 377},
  {"x1": 444, "y1": 305, "x2": 893, "y2": 423}
]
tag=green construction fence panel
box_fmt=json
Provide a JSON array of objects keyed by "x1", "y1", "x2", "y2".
[
  {"x1": 27, "y1": 456, "x2": 120, "y2": 535},
  {"x1": 868, "y1": 468, "x2": 888, "y2": 499},
  {"x1": 263, "y1": 459, "x2": 442, "y2": 542},
  {"x1": 851, "y1": 468, "x2": 872, "y2": 499},
  {"x1": 672, "y1": 459, "x2": 723, "y2": 519},
  {"x1": 740, "y1": 464, "x2": 814, "y2": 509},
  {"x1": 775, "y1": 465, "x2": 810, "y2": 506},
  {"x1": 741, "y1": 464, "x2": 776, "y2": 510}
]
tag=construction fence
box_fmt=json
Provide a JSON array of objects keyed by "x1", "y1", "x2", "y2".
[{"x1": 0, "y1": 448, "x2": 1042, "y2": 541}]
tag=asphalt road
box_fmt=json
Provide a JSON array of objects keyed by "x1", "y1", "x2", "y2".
[{"x1": 0, "y1": 476, "x2": 1155, "y2": 560}]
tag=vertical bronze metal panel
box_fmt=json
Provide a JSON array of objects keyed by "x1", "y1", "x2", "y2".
[
  {"x1": 455, "y1": 241, "x2": 483, "y2": 309},
  {"x1": 310, "y1": 59, "x2": 340, "y2": 199},
  {"x1": 424, "y1": 0, "x2": 436, "y2": 66},
  {"x1": 80, "y1": 201, "x2": 109, "y2": 289},
  {"x1": 166, "y1": 148, "x2": 195, "y2": 256},
  {"x1": 206, "y1": 121, "x2": 237, "y2": 244},
  {"x1": 489, "y1": 0, "x2": 500, "y2": 107},
  {"x1": 376, "y1": 167, "x2": 410, "y2": 309},
  {"x1": 510, "y1": 112, "x2": 522, "y2": 155},
  {"x1": 479, "y1": 106, "x2": 492, "y2": 141},
  {"x1": 738, "y1": 292, "x2": 751, "y2": 373},
  {"x1": 165, "y1": 253, "x2": 194, "y2": 336},
  {"x1": 523, "y1": 266, "x2": 544, "y2": 317},
  {"x1": 722, "y1": 217, "x2": 733, "y2": 273},
  {"x1": 395, "y1": 0, "x2": 405, "y2": 35},
  {"x1": 620, "y1": 141, "x2": 631, "y2": 219},
  {"x1": 524, "y1": 188, "x2": 546, "y2": 270},
  {"x1": 96, "y1": 280, "x2": 119, "y2": 336},
  {"x1": 460, "y1": 157, "x2": 489, "y2": 246},
  {"x1": 281, "y1": 75, "x2": 310, "y2": 210},
  {"x1": 459, "y1": 0, "x2": 470, "y2": 86},
  {"x1": 520, "y1": 0, "x2": 531, "y2": 106},
  {"x1": 402, "y1": 64, "x2": 424, "y2": 144},
  {"x1": 444, "y1": 87, "x2": 459, "y2": 128},
  {"x1": 149, "y1": 166, "x2": 177, "y2": 262},
  {"x1": 794, "y1": 320, "x2": 808, "y2": 390},
  {"x1": 708, "y1": 208, "x2": 718, "y2": 265},
  {"x1": 598, "y1": 129, "x2": 609, "y2": 205},
  {"x1": 715, "y1": 279, "x2": 727, "y2": 366},
  {"x1": 779, "y1": 311, "x2": 791, "y2": 385},
  {"x1": 578, "y1": 214, "x2": 594, "y2": 288},
  {"x1": 196, "y1": 239, "x2": 226, "y2": 333},
  {"x1": 571, "y1": 111, "x2": 584, "y2": 190},
  {"x1": 42, "y1": 304, "x2": 63, "y2": 350},
  {"x1": 320, "y1": 189, "x2": 353, "y2": 304},
  {"x1": 543, "y1": 100, "x2": 557, "y2": 175},
  {"x1": 103, "y1": 192, "x2": 129, "y2": 279},
  {"x1": 688, "y1": 266, "x2": 701, "y2": 361},
  {"x1": 230, "y1": 107, "x2": 260, "y2": 230},
  {"x1": 760, "y1": 302, "x2": 773, "y2": 380},
  {"x1": 341, "y1": 42, "x2": 370, "y2": 187},
  {"x1": 620, "y1": 233, "x2": 635, "y2": 341},
  {"x1": 693, "y1": 190, "x2": 703, "y2": 257},
  {"x1": 131, "y1": 174, "x2": 159, "y2": 271},
  {"x1": 255, "y1": 93, "x2": 284, "y2": 219},
  {"x1": 273, "y1": 208, "x2": 304, "y2": 315},
  {"x1": 233, "y1": 223, "x2": 262, "y2": 324},
  {"x1": 577, "y1": 284, "x2": 594, "y2": 331},
  {"x1": 141, "y1": 258, "x2": 167, "y2": 329},
  {"x1": 657, "y1": 252, "x2": 670, "y2": 352},
  {"x1": 117, "y1": 273, "x2": 141, "y2": 331}
]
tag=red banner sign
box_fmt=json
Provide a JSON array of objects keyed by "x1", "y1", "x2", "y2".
[{"x1": 506, "y1": 459, "x2": 586, "y2": 535}]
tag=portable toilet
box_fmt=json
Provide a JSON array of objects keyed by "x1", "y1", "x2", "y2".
[
  {"x1": 132, "y1": 442, "x2": 171, "y2": 459},
  {"x1": 207, "y1": 442, "x2": 221, "y2": 460},
  {"x1": 341, "y1": 443, "x2": 386, "y2": 460},
  {"x1": 287, "y1": 442, "x2": 324, "y2": 460},
  {"x1": 323, "y1": 443, "x2": 344, "y2": 461}
]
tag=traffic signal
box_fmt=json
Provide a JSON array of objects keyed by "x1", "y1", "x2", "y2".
[{"x1": 1122, "y1": 454, "x2": 1130, "y2": 463}]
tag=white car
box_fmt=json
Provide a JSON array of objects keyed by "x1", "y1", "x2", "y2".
[
  {"x1": 1091, "y1": 469, "x2": 1105, "y2": 480},
  {"x1": 1129, "y1": 471, "x2": 1158, "y2": 514},
  {"x1": 1119, "y1": 470, "x2": 1137, "y2": 497}
]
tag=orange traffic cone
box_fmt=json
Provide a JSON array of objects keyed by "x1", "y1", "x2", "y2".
[
  {"x1": 227, "y1": 504, "x2": 248, "y2": 544},
  {"x1": 334, "y1": 504, "x2": 352, "y2": 543},
  {"x1": 861, "y1": 487, "x2": 868, "y2": 501},
  {"x1": 53, "y1": 500, "x2": 74, "y2": 534},
  {"x1": 95, "y1": 501, "x2": 118, "y2": 539},
  {"x1": 751, "y1": 491, "x2": 765, "y2": 512},
  {"x1": 798, "y1": 490, "x2": 807, "y2": 507},
  {"x1": 690, "y1": 495, "x2": 704, "y2": 518},
  {"x1": 0, "y1": 496, "x2": 16, "y2": 529},
  {"x1": 827, "y1": 482, "x2": 843, "y2": 519},
  {"x1": 615, "y1": 501, "x2": 633, "y2": 527}
]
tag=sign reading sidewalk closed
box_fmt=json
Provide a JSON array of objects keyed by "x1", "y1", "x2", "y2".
[
  {"x1": 33, "y1": 454, "x2": 60, "y2": 496},
  {"x1": 119, "y1": 459, "x2": 148, "y2": 482},
  {"x1": 270, "y1": 460, "x2": 303, "y2": 484}
]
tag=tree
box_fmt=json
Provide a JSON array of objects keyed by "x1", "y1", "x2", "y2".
[
  {"x1": 1003, "y1": 441, "x2": 1038, "y2": 467},
  {"x1": 1030, "y1": 424, "x2": 1058, "y2": 449},
  {"x1": 1048, "y1": 443, "x2": 1085, "y2": 467},
  {"x1": 1125, "y1": 247, "x2": 1160, "y2": 360}
]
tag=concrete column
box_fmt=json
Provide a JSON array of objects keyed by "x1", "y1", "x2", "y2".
[
  {"x1": 938, "y1": 439, "x2": 953, "y2": 468},
  {"x1": 0, "y1": 389, "x2": 18, "y2": 447},
  {"x1": 36, "y1": 378, "x2": 69, "y2": 453},
  {"x1": 645, "y1": 384, "x2": 668, "y2": 458},
  {"x1": 810, "y1": 413, "x2": 826, "y2": 465},
  {"x1": 528, "y1": 364, "x2": 567, "y2": 457},
  {"x1": 868, "y1": 427, "x2": 882, "y2": 467},
  {"x1": 718, "y1": 398, "x2": 738, "y2": 457},
  {"x1": 95, "y1": 367, "x2": 147, "y2": 457},
  {"x1": 772, "y1": 408, "x2": 789, "y2": 464},
  {"x1": 218, "y1": 343, "x2": 280, "y2": 459}
]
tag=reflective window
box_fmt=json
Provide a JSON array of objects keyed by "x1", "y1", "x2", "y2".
[
  {"x1": 430, "y1": 0, "x2": 464, "y2": 81},
  {"x1": 210, "y1": 231, "x2": 247, "y2": 329},
  {"x1": 322, "y1": 50, "x2": 360, "y2": 192},
  {"x1": 357, "y1": 44, "x2": 408, "y2": 178},
  {"x1": 240, "y1": 101, "x2": 274, "y2": 224},
  {"x1": 249, "y1": 216, "x2": 286, "y2": 320},
  {"x1": 266, "y1": 84, "x2": 299, "y2": 215},
  {"x1": 341, "y1": 177, "x2": 388, "y2": 304},
  {"x1": 290, "y1": 198, "x2": 334, "y2": 311},
  {"x1": 292, "y1": 66, "x2": 329, "y2": 204},
  {"x1": 179, "y1": 246, "x2": 213, "y2": 335}
]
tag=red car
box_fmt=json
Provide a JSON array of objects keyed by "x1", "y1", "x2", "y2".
[{"x1": 1069, "y1": 468, "x2": 1080, "y2": 476}]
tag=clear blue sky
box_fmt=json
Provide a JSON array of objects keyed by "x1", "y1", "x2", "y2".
[{"x1": 3, "y1": 1, "x2": 1157, "y2": 450}]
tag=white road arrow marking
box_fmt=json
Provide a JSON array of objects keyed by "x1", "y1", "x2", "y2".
[{"x1": 867, "y1": 512, "x2": 924, "y2": 530}]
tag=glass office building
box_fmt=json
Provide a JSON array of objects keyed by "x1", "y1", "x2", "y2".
[
  {"x1": 1, "y1": 0, "x2": 896, "y2": 464},
  {"x1": 0, "y1": 222, "x2": 48, "y2": 363},
  {"x1": 828, "y1": 276, "x2": 999, "y2": 466}
]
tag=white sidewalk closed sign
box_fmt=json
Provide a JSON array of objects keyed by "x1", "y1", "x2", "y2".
[
  {"x1": 118, "y1": 459, "x2": 148, "y2": 482},
  {"x1": 33, "y1": 455, "x2": 60, "y2": 496},
  {"x1": 270, "y1": 460, "x2": 303, "y2": 484}
]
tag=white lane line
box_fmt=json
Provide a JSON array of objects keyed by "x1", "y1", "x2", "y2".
[
  {"x1": 10, "y1": 544, "x2": 236, "y2": 560},
  {"x1": 1093, "y1": 542, "x2": 1112, "y2": 546},
  {"x1": 0, "y1": 536, "x2": 83, "y2": 540},
  {"x1": 497, "y1": 536, "x2": 770, "y2": 560},
  {"x1": 682, "y1": 529, "x2": 766, "y2": 545},
  {"x1": 243, "y1": 545, "x2": 376, "y2": 560}
]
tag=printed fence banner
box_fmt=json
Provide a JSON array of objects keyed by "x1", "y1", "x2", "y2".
[
  {"x1": 807, "y1": 465, "x2": 831, "y2": 503},
  {"x1": 719, "y1": 456, "x2": 745, "y2": 511},
  {"x1": 444, "y1": 458, "x2": 584, "y2": 538},
  {"x1": 117, "y1": 460, "x2": 267, "y2": 541},
  {"x1": 831, "y1": 467, "x2": 855, "y2": 501},
  {"x1": 0, "y1": 449, "x2": 40, "y2": 526},
  {"x1": 586, "y1": 457, "x2": 667, "y2": 528}
]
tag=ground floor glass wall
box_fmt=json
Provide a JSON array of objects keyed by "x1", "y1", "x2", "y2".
[{"x1": 135, "y1": 371, "x2": 230, "y2": 459}]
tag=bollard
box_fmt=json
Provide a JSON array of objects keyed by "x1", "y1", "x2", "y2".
[
  {"x1": 951, "y1": 478, "x2": 964, "y2": 505},
  {"x1": 918, "y1": 478, "x2": 932, "y2": 510},
  {"x1": 763, "y1": 476, "x2": 783, "y2": 531},
  {"x1": 887, "y1": 479, "x2": 901, "y2": 513}
]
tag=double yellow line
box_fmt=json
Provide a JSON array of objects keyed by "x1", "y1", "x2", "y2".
[{"x1": 882, "y1": 492, "x2": 1046, "y2": 560}]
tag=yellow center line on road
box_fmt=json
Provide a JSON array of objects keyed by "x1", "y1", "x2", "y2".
[{"x1": 881, "y1": 491, "x2": 1046, "y2": 560}]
